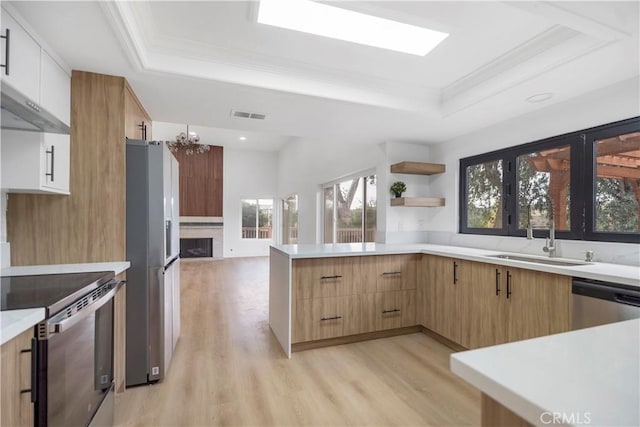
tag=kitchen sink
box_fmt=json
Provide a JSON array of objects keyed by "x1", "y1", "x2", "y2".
[{"x1": 486, "y1": 254, "x2": 592, "y2": 267}]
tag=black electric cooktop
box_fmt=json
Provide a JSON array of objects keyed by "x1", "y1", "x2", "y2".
[{"x1": 0, "y1": 271, "x2": 114, "y2": 315}]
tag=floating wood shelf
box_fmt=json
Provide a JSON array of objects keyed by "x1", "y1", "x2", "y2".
[
  {"x1": 390, "y1": 197, "x2": 445, "y2": 207},
  {"x1": 390, "y1": 161, "x2": 445, "y2": 175}
]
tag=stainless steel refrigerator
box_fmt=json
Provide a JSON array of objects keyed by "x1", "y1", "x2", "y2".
[{"x1": 125, "y1": 139, "x2": 181, "y2": 386}]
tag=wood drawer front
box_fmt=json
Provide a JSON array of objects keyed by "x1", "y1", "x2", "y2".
[
  {"x1": 293, "y1": 296, "x2": 360, "y2": 343},
  {"x1": 375, "y1": 254, "x2": 417, "y2": 292},
  {"x1": 293, "y1": 257, "x2": 356, "y2": 300},
  {"x1": 361, "y1": 291, "x2": 417, "y2": 332}
]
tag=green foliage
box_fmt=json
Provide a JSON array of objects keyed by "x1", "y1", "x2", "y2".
[
  {"x1": 390, "y1": 181, "x2": 406, "y2": 195},
  {"x1": 466, "y1": 161, "x2": 503, "y2": 228},
  {"x1": 596, "y1": 178, "x2": 639, "y2": 232}
]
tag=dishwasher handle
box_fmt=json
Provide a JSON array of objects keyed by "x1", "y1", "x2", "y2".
[
  {"x1": 614, "y1": 294, "x2": 640, "y2": 308},
  {"x1": 572, "y1": 278, "x2": 640, "y2": 305}
]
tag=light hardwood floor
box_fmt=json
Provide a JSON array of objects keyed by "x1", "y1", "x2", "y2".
[{"x1": 115, "y1": 257, "x2": 480, "y2": 426}]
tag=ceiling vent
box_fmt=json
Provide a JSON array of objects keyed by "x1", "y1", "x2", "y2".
[{"x1": 231, "y1": 109, "x2": 267, "y2": 120}]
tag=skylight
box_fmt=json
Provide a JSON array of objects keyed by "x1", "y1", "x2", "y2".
[{"x1": 257, "y1": 0, "x2": 449, "y2": 56}]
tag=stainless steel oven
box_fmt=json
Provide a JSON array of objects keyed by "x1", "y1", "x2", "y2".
[
  {"x1": 1, "y1": 271, "x2": 122, "y2": 427},
  {"x1": 36, "y1": 279, "x2": 121, "y2": 427}
]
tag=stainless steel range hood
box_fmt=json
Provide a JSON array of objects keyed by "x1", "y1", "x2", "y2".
[{"x1": 1, "y1": 83, "x2": 70, "y2": 134}]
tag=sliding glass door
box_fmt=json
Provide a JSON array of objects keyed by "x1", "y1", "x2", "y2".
[{"x1": 323, "y1": 175, "x2": 376, "y2": 244}]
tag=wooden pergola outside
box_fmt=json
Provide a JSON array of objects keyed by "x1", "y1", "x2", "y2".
[{"x1": 526, "y1": 132, "x2": 640, "y2": 230}]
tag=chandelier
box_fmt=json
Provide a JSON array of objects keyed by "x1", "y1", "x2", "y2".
[{"x1": 167, "y1": 125, "x2": 211, "y2": 155}]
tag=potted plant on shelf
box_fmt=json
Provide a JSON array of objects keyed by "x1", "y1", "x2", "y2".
[{"x1": 390, "y1": 181, "x2": 407, "y2": 198}]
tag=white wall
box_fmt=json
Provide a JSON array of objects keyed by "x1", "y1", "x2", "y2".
[
  {"x1": 276, "y1": 138, "x2": 441, "y2": 245},
  {"x1": 277, "y1": 138, "x2": 384, "y2": 244},
  {"x1": 223, "y1": 148, "x2": 278, "y2": 257},
  {"x1": 382, "y1": 141, "x2": 435, "y2": 243},
  {"x1": 426, "y1": 77, "x2": 640, "y2": 265}
]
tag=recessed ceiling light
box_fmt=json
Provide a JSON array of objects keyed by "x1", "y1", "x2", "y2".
[
  {"x1": 526, "y1": 93, "x2": 554, "y2": 103},
  {"x1": 239, "y1": 136, "x2": 247, "y2": 141},
  {"x1": 257, "y1": 0, "x2": 448, "y2": 56}
]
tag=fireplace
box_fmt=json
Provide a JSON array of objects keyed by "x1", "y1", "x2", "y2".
[
  {"x1": 179, "y1": 216, "x2": 223, "y2": 259},
  {"x1": 180, "y1": 238, "x2": 213, "y2": 258}
]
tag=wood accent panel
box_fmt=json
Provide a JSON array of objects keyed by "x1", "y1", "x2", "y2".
[
  {"x1": 390, "y1": 161, "x2": 445, "y2": 175},
  {"x1": 1, "y1": 328, "x2": 34, "y2": 427},
  {"x1": 481, "y1": 394, "x2": 532, "y2": 427},
  {"x1": 7, "y1": 71, "x2": 128, "y2": 265},
  {"x1": 114, "y1": 281, "x2": 126, "y2": 394},
  {"x1": 292, "y1": 325, "x2": 422, "y2": 352},
  {"x1": 390, "y1": 197, "x2": 446, "y2": 207},
  {"x1": 124, "y1": 82, "x2": 152, "y2": 141},
  {"x1": 172, "y1": 146, "x2": 223, "y2": 217}
]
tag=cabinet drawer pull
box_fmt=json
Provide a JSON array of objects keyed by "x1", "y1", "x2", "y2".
[
  {"x1": 320, "y1": 275, "x2": 342, "y2": 280},
  {"x1": 381, "y1": 308, "x2": 401, "y2": 314},
  {"x1": 495, "y1": 269, "x2": 501, "y2": 296},
  {"x1": 382, "y1": 271, "x2": 402, "y2": 276},
  {"x1": 320, "y1": 315, "x2": 342, "y2": 321},
  {"x1": 453, "y1": 261, "x2": 458, "y2": 284},
  {"x1": 46, "y1": 145, "x2": 55, "y2": 182},
  {"x1": 506, "y1": 271, "x2": 512, "y2": 299},
  {"x1": 1, "y1": 28, "x2": 9, "y2": 75}
]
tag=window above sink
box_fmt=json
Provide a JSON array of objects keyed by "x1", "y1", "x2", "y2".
[{"x1": 459, "y1": 116, "x2": 640, "y2": 244}]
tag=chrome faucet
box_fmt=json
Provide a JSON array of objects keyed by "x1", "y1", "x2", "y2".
[
  {"x1": 543, "y1": 203, "x2": 556, "y2": 257},
  {"x1": 526, "y1": 197, "x2": 556, "y2": 257}
]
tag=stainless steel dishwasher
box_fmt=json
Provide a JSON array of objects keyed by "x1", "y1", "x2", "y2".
[{"x1": 572, "y1": 278, "x2": 640, "y2": 330}]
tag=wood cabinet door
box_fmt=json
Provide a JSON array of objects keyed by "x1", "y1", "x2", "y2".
[
  {"x1": 1, "y1": 328, "x2": 34, "y2": 427},
  {"x1": 425, "y1": 255, "x2": 455, "y2": 340},
  {"x1": 124, "y1": 84, "x2": 151, "y2": 140},
  {"x1": 504, "y1": 268, "x2": 571, "y2": 342},
  {"x1": 292, "y1": 257, "x2": 357, "y2": 300},
  {"x1": 467, "y1": 262, "x2": 506, "y2": 348},
  {"x1": 416, "y1": 254, "x2": 428, "y2": 326},
  {"x1": 293, "y1": 296, "x2": 359, "y2": 343},
  {"x1": 375, "y1": 254, "x2": 417, "y2": 292}
]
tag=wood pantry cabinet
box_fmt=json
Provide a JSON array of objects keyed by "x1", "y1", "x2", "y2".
[
  {"x1": 420, "y1": 254, "x2": 571, "y2": 350},
  {"x1": 0, "y1": 328, "x2": 35, "y2": 427},
  {"x1": 291, "y1": 254, "x2": 418, "y2": 345}
]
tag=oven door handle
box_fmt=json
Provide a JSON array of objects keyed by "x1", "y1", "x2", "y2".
[{"x1": 48, "y1": 281, "x2": 124, "y2": 334}]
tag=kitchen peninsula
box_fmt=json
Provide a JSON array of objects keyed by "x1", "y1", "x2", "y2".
[
  {"x1": 269, "y1": 243, "x2": 639, "y2": 357},
  {"x1": 269, "y1": 243, "x2": 640, "y2": 426}
]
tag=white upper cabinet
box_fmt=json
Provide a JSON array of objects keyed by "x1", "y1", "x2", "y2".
[
  {"x1": 40, "y1": 50, "x2": 71, "y2": 126},
  {"x1": 1, "y1": 6, "x2": 70, "y2": 127},
  {"x1": 1, "y1": 129, "x2": 70, "y2": 195},
  {"x1": 0, "y1": 9, "x2": 40, "y2": 103}
]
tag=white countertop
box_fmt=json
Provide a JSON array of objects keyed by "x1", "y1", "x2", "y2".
[
  {"x1": 1, "y1": 261, "x2": 130, "y2": 277},
  {"x1": 271, "y1": 243, "x2": 640, "y2": 288},
  {"x1": 451, "y1": 319, "x2": 640, "y2": 427},
  {"x1": 0, "y1": 308, "x2": 44, "y2": 345}
]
